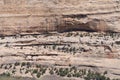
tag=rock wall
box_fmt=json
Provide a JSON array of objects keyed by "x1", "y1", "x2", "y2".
[{"x1": 0, "y1": 0, "x2": 120, "y2": 35}]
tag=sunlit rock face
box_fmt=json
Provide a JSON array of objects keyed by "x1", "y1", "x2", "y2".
[{"x1": 0, "y1": 0, "x2": 120, "y2": 35}]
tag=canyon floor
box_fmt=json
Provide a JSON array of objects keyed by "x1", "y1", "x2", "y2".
[{"x1": 0, "y1": 31, "x2": 120, "y2": 80}]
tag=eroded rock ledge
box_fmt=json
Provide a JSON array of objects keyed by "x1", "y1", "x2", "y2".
[{"x1": 0, "y1": 0, "x2": 120, "y2": 35}]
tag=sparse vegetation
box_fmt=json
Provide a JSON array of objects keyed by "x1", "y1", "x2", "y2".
[
  {"x1": 0, "y1": 72, "x2": 11, "y2": 77},
  {"x1": 0, "y1": 32, "x2": 120, "y2": 80},
  {"x1": 0, "y1": 62, "x2": 119, "y2": 80}
]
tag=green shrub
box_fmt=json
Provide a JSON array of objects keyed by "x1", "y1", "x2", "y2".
[
  {"x1": 21, "y1": 62, "x2": 26, "y2": 67},
  {"x1": 49, "y1": 69, "x2": 54, "y2": 75},
  {"x1": 36, "y1": 72, "x2": 41, "y2": 78},
  {"x1": 32, "y1": 69, "x2": 38, "y2": 74},
  {"x1": 25, "y1": 70, "x2": 29, "y2": 74},
  {"x1": 15, "y1": 62, "x2": 20, "y2": 66},
  {"x1": 67, "y1": 73, "x2": 72, "y2": 77},
  {"x1": 1, "y1": 72, "x2": 11, "y2": 77},
  {"x1": 26, "y1": 62, "x2": 31, "y2": 68},
  {"x1": 58, "y1": 68, "x2": 69, "y2": 77}
]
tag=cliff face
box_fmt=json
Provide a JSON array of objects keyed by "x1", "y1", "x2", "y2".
[
  {"x1": 0, "y1": 1, "x2": 120, "y2": 79},
  {"x1": 0, "y1": 0, "x2": 120, "y2": 35}
]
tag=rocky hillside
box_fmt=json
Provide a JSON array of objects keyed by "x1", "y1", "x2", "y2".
[
  {"x1": 0, "y1": 31, "x2": 120, "y2": 80},
  {"x1": 0, "y1": 0, "x2": 120, "y2": 35},
  {"x1": 0, "y1": 0, "x2": 120, "y2": 80}
]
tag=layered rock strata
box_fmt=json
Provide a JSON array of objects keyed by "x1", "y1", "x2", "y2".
[{"x1": 0, "y1": 0, "x2": 120, "y2": 35}]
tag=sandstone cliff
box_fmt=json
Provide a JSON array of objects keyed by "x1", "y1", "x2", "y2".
[{"x1": 0, "y1": 0, "x2": 120, "y2": 35}]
